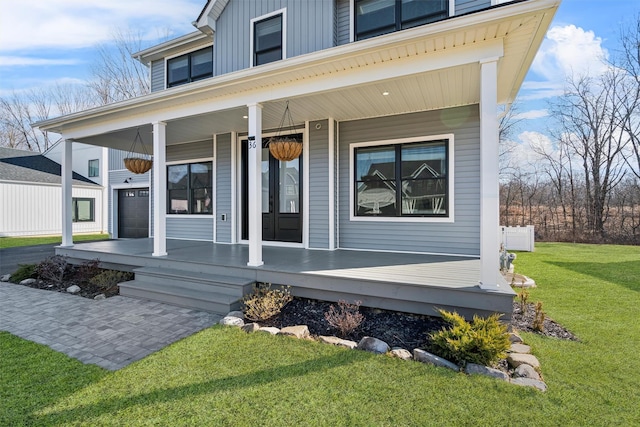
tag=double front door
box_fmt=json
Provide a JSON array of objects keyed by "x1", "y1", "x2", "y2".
[{"x1": 241, "y1": 136, "x2": 302, "y2": 243}]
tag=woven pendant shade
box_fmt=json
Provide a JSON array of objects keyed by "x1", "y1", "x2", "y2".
[
  {"x1": 124, "y1": 128, "x2": 153, "y2": 174},
  {"x1": 268, "y1": 101, "x2": 302, "y2": 161}
]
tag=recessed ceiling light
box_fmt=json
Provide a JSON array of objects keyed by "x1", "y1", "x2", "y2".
[
  {"x1": 382, "y1": 91, "x2": 390, "y2": 96},
  {"x1": 242, "y1": 115, "x2": 248, "y2": 119}
]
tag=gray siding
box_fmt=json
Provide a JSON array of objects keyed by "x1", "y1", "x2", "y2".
[
  {"x1": 167, "y1": 140, "x2": 213, "y2": 162},
  {"x1": 308, "y1": 120, "x2": 330, "y2": 249},
  {"x1": 167, "y1": 216, "x2": 214, "y2": 241},
  {"x1": 336, "y1": 0, "x2": 350, "y2": 46},
  {"x1": 216, "y1": 133, "x2": 233, "y2": 243},
  {"x1": 213, "y1": 0, "x2": 334, "y2": 76},
  {"x1": 455, "y1": 0, "x2": 492, "y2": 15},
  {"x1": 150, "y1": 59, "x2": 165, "y2": 93},
  {"x1": 338, "y1": 105, "x2": 480, "y2": 256},
  {"x1": 108, "y1": 148, "x2": 136, "y2": 172}
]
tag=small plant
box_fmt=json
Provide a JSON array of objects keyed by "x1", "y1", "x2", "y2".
[
  {"x1": 324, "y1": 300, "x2": 364, "y2": 338},
  {"x1": 517, "y1": 289, "x2": 530, "y2": 313},
  {"x1": 533, "y1": 301, "x2": 545, "y2": 332},
  {"x1": 429, "y1": 309, "x2": 511, "y2": 367},
  {"x1": 74, "y1": 259, "x2": 102, "y2": 284},
  {"x1": 89, "y1": 270, "x2": 133, "y2": 295},
  {"x1": 242, "y1": 283, "x2": 293, "y2": 322},
  {"x1": 9, "y1": 264, "x2": 36, "y2": 283},
  {"x1": 35, "y1": 255, "x2": 69, "y2": 286}
]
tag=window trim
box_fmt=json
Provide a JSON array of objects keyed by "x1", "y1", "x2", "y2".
[
  {"x1": 166, "y1": 158, "x2": 214, "y2": 216},
  {"x1": 249, "y1": 8, "x2": 287, "y2": 67},
  {"x1": 349, "y1": 134, "x2": 455, "y2": 223},
  {"x1": 88, "y1": 159, "x2": 99, "y2": 177},
  {"x1": 72, "y1": 197, "x2": 95, "y2": 223},
  {"x1": 165, "y1": 45, "x2": 213, "y2": 88}
]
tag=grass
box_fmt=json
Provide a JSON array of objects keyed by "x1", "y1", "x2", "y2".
[
  {"x1": 0, "y1": 234, "x2": 110, "y2": 249},
  {"x1": 1, "y1": 242, "x2": 639, "y2": 426}
]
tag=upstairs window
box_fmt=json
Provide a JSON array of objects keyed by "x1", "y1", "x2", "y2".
[
  {"x1": 355, "y1": 0, "x2": 449, "y2": 40},
  {"x1": 253, "y1": 13, "x2": 283, "y2": 66},
  {"x1": 88, "y1": 159, "x2": 99, "y2": 177},
  {"x1": 167, "y1": 46, "x2": 213, "y2": 88}
]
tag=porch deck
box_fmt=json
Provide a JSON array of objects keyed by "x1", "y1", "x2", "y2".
[{"x1": 56, "y1": 239, "x2": 514, "y2": 320}]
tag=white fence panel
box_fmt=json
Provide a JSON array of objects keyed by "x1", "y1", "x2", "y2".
[{"x1": 501, "y1": 225, "x2": 534, "y2": 252}]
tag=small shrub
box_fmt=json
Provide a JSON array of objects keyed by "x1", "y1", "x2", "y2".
[
  {"x1": 242, "y1": 283, "x2": 292, "y2": 322},
  {"x1": 9, "y1": 264, "x2": 36, "y2": 283},
  {"x1": 89, "y1": 270, "x2": 133, "y2": 295},
  {"x1": 324, "y1": 300, "x2": 364, "y2": 338},
  {"x1": 533, "y1": 301, "x2": 545, "y2": 332},
  {"x1": 429, "y1": 309, "x2": 511, "y2": 367},
  {"x1": 74, "y1": 259, "x2": 102, "y2": 284},
  {"x1": 517, "y1": 289, "x2": 530, "y2": 313},
  {"x1": 35, "y1": 255, "x2": 69, "y2": 286}
]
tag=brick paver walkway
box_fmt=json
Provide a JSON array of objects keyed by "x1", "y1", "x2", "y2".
[{"x1": 0, "y1": 282, "x2": 221, "y2": 370}]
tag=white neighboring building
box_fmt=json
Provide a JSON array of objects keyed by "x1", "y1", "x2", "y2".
[{"x1": 0, "y1": 147, "x2": 104, "y2": 237}]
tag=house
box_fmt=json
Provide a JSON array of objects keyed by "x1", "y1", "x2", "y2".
[
  {"x1": 0, "y1": 147, "x2": 103, "y2": 236},
  {"x1": 33, "y1": 0, "x2": 560, "y2": 319}
]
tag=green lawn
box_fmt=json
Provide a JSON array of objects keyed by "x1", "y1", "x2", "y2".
[
  {"x1": 1, "y1": 243, "x2": 639, "y2": 426},
  {"x1": 0, "y1": 234, "x2": 110, "y2": 249}
]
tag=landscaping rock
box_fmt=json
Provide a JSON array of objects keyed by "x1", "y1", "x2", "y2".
[
  {"x1": 0, "y1": 274, "x2": 10, "y2": 282},
  {"x1": 357, "y1": 337, "x2": 390, "y2": 354},
  {"x1": 514, "y1": 364, "x2": 541, "y2": 381},
  {"x1": 318, "y1": 336, "x2": 357, "y2": 349},
  {"x1": 227, "y1": 310, "x2": 245, "y2": 320},
  {"x1": 93, "y1": 294, "x2": 106, "y2": 300},
  {"x1": 464, "y1": 363, "x2": 509, "y2": 381},
  {"x1": 507, "y1": 353, "x2": 540, "y2": 369},
  {"x1": 66, "y1": 285, "x2": 81, "y2": 294},
  {"x1": 258, "y1": 327, "x2": 280, "y2": 335},
  {"x1": 511, "y1": 377, "x2": 547, "y2": 392},
  {"x1": 20, "y1": 278, "x2": 37, "y2": 285},
  {"x1": 219, "y1": 316, "x2": 244, "y2": 327},
  {"x1": 389, "y1": 347, "x2": 413, "y2": 360},
  {"x1": 241, "y1": 323, "x2": 261, "y2": 333},
  {"x1": 412, "y1": 349, "x2": 459, "y2": 371},
  {"x1": 510, "y1": 343, "x2": 531, "y2": 354},
  {"x1": 509, "y1": 332, "x2": 524, "y2": 343},
  {"x1": 279, "y1": 325, "x2": 310, "y2": 339}
]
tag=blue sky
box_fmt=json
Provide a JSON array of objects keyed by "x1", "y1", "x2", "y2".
[{"x1": 0, "y1": 0, "x2": 638, "y2": 146}]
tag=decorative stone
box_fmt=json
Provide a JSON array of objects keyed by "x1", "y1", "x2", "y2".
[
  {"x1": 510, "y1": 343, "x2": 531, "y2": 354},
  {"x1": 318, "y1": 336, "x2": 357, "y2": 349},
  {"x1": 278, "y1": 325, "x2": 310, "y2": 339},
  {"x1": 357, "y1": 337, "x2": 390, "y2": 354},
  {"x1": 389, "y1": 347, "x2": 413, "y2": 360},
  {"x1": 20, "y1": 278, "x2": 37, "y2": 285},
  {"x1": 93, "y1": 294, "x2": 106, "y2": 300},
  {"x1": 511, "y1": 377, "x2": 547, "y2": 392},
  {"x1": 219, "y1": 316, "x2": 244, "y2": 327},
  {"x1": 507, "y1": 353, "x2": 540, "y2": 369},
  {"x1": 412, "y1": 349, "x2": 459, "y2": 371},
  {"x1": 227, "y1": 311, "x2": 245, "y2": 320},
  {"x1": 0, "y1": 274, "x2": 11, "y2": 282},
  {"x1": 258, "y1": 327, "x2": 280, "y2": 335},
  {"x1": 464, "y1": 363, "x2": 509, "y2": 381},
  {"x1": 514, "y1": 364, "x2": 541, "y2": 380},
  {"x1": 66, "y1": 285, "x2": 81, "y2": 294},
  {"x1": 509, "y1": 333, "x2": 524, "y2": 343},
  {"x1": 241, "y1": 323, "x2": 261, "y2": 333}
]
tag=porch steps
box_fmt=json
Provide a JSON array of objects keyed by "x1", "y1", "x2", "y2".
[{"x1": 118, "y1": 267, "x2": 255, "y2": 314}]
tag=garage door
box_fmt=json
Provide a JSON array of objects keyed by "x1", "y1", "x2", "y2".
[{"x1": 118, "y1": 188, "x2": 149, "y2": 238}]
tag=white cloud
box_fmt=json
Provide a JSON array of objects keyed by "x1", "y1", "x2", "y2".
[
  {"x1": 0, "y1": 56, "x2": 82, "y2": 67},
  {"x1": 513, "y1": 109, "x2": 549, "y2": 121}
]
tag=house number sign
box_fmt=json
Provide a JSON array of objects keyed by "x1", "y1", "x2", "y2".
[{"x1": 247, "y1": 136, "x2": 257, "y2": 150}]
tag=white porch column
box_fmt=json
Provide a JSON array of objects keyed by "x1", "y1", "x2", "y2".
[
  {"x1": 479, "y1": 57, "x2": 501, "y2": 289},
  {"x1": 60, "y1": 139, "x2": 73, "y2": 247},
  {"x1": 247, "y1": 102, "x2": 263, "y2": 266},
  {"x1": 152, "y1": 121, "x2": 168, "y2": 257}
]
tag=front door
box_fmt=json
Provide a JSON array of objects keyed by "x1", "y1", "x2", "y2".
[{"x1": 241, "y1": 136, "x2": 302, "y2": 243}]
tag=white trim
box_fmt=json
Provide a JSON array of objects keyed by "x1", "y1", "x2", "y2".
[
  {"x1": 328, "y1": 118, "x2": 335, "y2": 250},
  {"x1": 339, "y1": 246, "x2": 479, "y2": 259},
  {"x1": 61, "y1": 140, "x2": 73, "y2": 247},
  {"x1": 336, "y1": 121, "x2": 340, "y2": 249},
  {"x1": 303, "y1": 121, "x2": 310, "y2": 249},
  {"x1": 164, "y1": 44, "x2": 214, "y2": 90},
  {"x1": 348, "y1": 133, "x2": 455, "y2": 223},
  {"x1": 249, "y1": 7, "x2": 287, "y2": 68},
  {"x1": 148, "y1": 172, "x2": 153, "y2": 237},
  {"x1": 212, "y1": 134, "x2": 217, "y2": 243},
  {"x1": 349, "y1": 0, "x2": 355, "y2": 43},
  {"x1": 449, "y1": 0, "x2": 455, "y2": 16},
  {"x1": 246, "y1": 102, "x2": 263, "y2": 266},
  {"x1": 152, "y1": 121, "x2": 168, "y2": 256},
  {"x1": 239, "y1": 239, "x2": 304, "y2": 249},
  {"x1": 230, "y1": 131, "x2": 238, "y2": 244}
]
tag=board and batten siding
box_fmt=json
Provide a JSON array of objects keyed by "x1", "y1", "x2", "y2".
[
  {"x1": 215, "y1": 133, "x2": 233, "y2": 243},
  {"x1": 166, "y1": 140, "x2": 214, "y2": 162},
  {"x1": 338, "y1": 105, "x2": 480, "y2": 256},
  {"x1": 213, "y1": 0, "x2": 334, "y2": 76},
  {"x1": 150, "y1": 60, "x2": 165, "y2": 93},
  {"x1": 0, "y1": 182, "x2": 103, "y2": 237},
  {"x1": 455, "y1": 0, "x2": 492, "y2": 14},
  {"x1": 308, "y1": 120, "x2": 330, "y2": 249},
  {"x1": 167, "y1": 216, "x2": 213, "y2": 241}
]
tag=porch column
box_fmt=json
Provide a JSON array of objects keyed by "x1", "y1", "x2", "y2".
[
  {"x1": 247, "y1": 102, "x2": 264, "y2": 266},
  {"x1": 152, "y1": 121, "x2": 167, "y2": 257},
  {"x1": 60, "y1": 139, "x2": 73, "y2": 247},
  {"x1": 479, "y1": 57, "x2": 501, "y2": 289}
]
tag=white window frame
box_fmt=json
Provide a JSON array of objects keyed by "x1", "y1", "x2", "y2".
[
  {"x1": 164, "y1": 45, "x2": 213, "y2": 89},
  {"x1": 349, "y1": 134, "x2": 455, "y2": 223},
  {"x1": 166, "y1": 157, "x2": 215, "y2": 217},
  {"x1": 249, "y1": 8, "x2": 287, "y2": 67}
]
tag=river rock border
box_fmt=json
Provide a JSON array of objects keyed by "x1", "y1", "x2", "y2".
[{"x1": 219, "y1": 312, "x2": 547, "y2": 392}]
